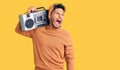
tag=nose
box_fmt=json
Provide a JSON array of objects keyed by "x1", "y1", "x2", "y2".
[{"x1": 59, "y1": 14, "x2": 64, "y2": 20}]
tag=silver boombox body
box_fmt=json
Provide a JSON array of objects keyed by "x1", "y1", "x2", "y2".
[{"x1": 19, "y1": 7, "x2": 49, "y2": 31}]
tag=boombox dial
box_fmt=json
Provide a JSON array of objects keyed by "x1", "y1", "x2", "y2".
[{"x1": 25, "y1": 19, "x2": 34, "y2": 28}]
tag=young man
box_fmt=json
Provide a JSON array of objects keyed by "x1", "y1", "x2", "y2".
[{"x1": 15, "y1": 3, "x2": 74, "y2": 70}]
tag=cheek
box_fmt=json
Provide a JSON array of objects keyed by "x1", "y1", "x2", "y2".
[
  {"x1": 51, "y1": 16, "x2": 56, "y2": 23},
  {"x1": 61, "y1": 16, "x2": 64, "y2": 20},
  {"x1": 53, "y1": 14, "x2": 59, "y2": 18},
  {"x1": 51, "y1": 15, "x2": 57, "y2": 21}
]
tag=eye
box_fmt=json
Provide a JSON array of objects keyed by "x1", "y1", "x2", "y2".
[
  {"x1": 56, "y1": 12, "x2": 59, "y2": 15},
  {"x1": 62, "y1": 13, "x2": 64, "y2": 16}
]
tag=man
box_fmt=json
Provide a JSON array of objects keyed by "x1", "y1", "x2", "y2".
[{"x1": 15, "y1": 3, "x2": 74, "y2": 70}]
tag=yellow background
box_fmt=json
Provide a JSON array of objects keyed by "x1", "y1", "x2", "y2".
[{"x1": 0, "y1": 0, "x2": 120, "y2": 70}]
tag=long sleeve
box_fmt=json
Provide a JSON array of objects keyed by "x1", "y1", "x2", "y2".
[
  {"x1": 15, "y1": 22, "x2": 33, "y2": 38},
  {"x1": 64, "y1": 35, "x2": 74, "y2": 70}
]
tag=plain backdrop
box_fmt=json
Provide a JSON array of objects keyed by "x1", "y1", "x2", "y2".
[{"x1": 0, "y1": 0, "x2": 120, "y2": 70}]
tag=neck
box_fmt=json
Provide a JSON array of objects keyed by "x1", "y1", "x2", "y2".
[{"x1": 47, "y1": 23, "x2": 60, "y2": 30}]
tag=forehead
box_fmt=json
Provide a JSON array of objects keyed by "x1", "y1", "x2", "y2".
[{"x1": 53, "y1": 8, "x2": 64, "y2": 13}]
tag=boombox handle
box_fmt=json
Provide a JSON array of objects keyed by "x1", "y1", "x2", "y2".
[{"x1": 37, "y1": 7, "x2": 45, "y2": 11}]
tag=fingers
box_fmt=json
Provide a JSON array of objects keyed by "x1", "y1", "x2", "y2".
[{"x1": 27, "y1": 6, "x2": 38, "y2": 13}]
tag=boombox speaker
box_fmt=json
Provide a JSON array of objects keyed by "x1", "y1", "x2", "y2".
[{"x1": 19, "y1": 7, "x2": 49, "y2": 31}]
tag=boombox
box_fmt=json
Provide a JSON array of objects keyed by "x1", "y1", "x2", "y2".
[{"x1": 19, "y1": 7, "x2": 49, "y2": 31}]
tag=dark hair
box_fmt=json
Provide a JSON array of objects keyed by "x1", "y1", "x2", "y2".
[{"x1": 53, "y1": 3, "x2": 66, "y2": 12}]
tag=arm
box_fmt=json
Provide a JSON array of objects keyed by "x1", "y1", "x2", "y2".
[
  {"x1": 64, "y1": 35, "x2": 74, "y2": 70},
  {"x1": 15, "y1": 22, "x2": 33, "y2": 38},
  {"x1": 15, "y1": 6, "x2": 38, "y2": 37}
]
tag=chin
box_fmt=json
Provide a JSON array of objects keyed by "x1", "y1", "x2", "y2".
[{"x1": 54, "y1": 25, "x2": 61, "y2": 29}]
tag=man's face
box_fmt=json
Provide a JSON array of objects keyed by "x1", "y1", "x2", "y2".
[{"x1": 50, "y1": 8, "x2": 64, "y2": 28}]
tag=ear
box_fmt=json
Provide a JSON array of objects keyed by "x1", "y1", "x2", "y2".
[{"x1": 48, "y1": 4, "x2": 54, "y2": 19}]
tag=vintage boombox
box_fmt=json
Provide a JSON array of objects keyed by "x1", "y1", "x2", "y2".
[{"x1": 19, "y1": 7, "x2": 49, "y2": 31}]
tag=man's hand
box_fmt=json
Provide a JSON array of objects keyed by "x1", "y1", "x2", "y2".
[{"x1": 27, "y1": 6, "x2": 38, "y2": 13}]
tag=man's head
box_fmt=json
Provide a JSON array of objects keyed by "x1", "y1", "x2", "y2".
[{"x1": 48, "y1": 3, "x2": 66, "y2": 29}]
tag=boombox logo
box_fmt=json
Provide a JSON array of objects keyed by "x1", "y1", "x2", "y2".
[{"x1": 19, "y1": 7, "x2": 49, "y2": 31}]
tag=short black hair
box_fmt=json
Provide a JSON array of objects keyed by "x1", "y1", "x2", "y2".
[{"x1": 53, "y1": 3, "x2": 66, "y2": 12}]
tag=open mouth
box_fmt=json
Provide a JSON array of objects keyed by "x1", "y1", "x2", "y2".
[{"x1": 56, "y1": 20, "x2": 61, "y2": 24}]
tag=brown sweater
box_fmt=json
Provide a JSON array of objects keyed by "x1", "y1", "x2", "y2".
[{"x1": 15, "y1": 22, "x2": 74, "y2": 70}]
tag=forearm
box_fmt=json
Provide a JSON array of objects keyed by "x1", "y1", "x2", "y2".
[
  {"x1": 15, "y1": 22, "x2": 22, "y2": 33},
  {"x1": 15, "y1": 22, "x2": 32, "y2": 37}
]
